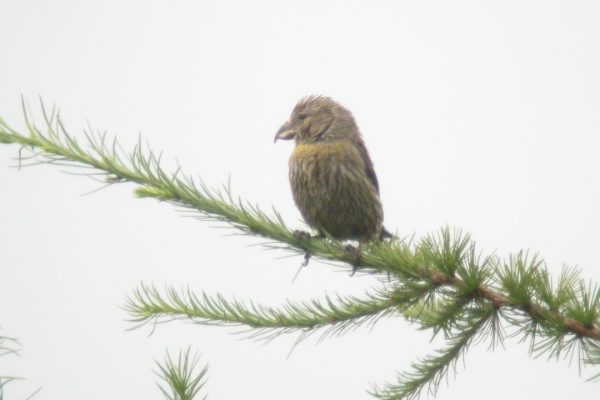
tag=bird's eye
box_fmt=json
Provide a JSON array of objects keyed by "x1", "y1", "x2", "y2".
[{"x1": 298, "y1": 113, "x2": 308, "y2": 120}]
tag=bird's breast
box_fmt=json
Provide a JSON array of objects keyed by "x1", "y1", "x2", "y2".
[
  {"x1": 289, "y1": 142, "x2": 364, "y2": 176},
  {"x1": 287, "y1": 141, "x2": 382, "y2": 240},
  {"x1": 289, "y1": 142, "x2": 362, "y2": 198}
]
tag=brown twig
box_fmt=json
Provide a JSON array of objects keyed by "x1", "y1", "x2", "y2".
[{"x1": 426, "y1": 268, "x2": 600, "y2": 340}]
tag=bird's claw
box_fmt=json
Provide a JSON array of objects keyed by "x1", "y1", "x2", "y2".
[
  {"x1": 292, "y1": 252, "x2": 312, "y2": 283},
  {"x1": 345, "y1": 243, "x2": 363, "y2": 276},
  {"x1": 301, "y1": 251, "x2": 312, "y2": 267},
  {"x1": 292, "y1": 231, "x2": 314, "y2": 267},
  {"x1": 293, "y1": 230, "x2": 312, "y2": 241}
]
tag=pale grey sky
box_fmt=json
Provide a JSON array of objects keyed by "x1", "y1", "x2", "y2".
[{"x1": 1, "y1": 1, "x2": 600, "y2": 399}]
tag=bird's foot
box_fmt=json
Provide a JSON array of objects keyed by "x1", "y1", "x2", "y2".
[
  {"x1": 293, "y1": 230, "x2": 327, "y2": 268},
  {"x1": 293, "y1": 230, "x2": 312, "y2": 241},
  {"x1": 291, "y1": 251, "x2": 312, "y2": 283},
  {"x1": 293, "y1": 230, "x2": 313, "y2": 267},
  {"x1": 345, "y1": 243, "x2": 363, "y2": 276},
  {"x1": 301, "y1": 251, "x2": 312, "y2": 267}
]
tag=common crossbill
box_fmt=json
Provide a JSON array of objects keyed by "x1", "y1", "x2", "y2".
[{"x1": 274, "y1": 96, "x2": 389, "y2": 249}]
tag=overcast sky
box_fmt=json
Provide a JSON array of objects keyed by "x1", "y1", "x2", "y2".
[{"x1": 1, "y1": 1, "x2": 600, "y2": 399}]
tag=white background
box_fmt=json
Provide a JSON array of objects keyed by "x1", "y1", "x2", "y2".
[{"x1": 1, "y1": 1, "x2": 600, "y2": 399}]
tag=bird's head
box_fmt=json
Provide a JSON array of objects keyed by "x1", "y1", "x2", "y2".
[{"x1": 274, "y1": 95, "x2": 358, "y2": 144}]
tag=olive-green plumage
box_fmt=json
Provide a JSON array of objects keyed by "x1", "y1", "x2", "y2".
[{"x1": 275, "y1": 96, "x2": 386, "y2": 241}]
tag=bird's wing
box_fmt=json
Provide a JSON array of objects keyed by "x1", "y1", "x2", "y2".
[{"x1": 355, "y1": 139, "x2": 380, "y2": 193}]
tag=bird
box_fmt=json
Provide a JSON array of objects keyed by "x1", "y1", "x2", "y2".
[{"x1": 274, "y1": 95, "x2": 389, "y2": 267}]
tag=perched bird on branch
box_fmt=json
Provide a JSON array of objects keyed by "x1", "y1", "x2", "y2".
[{"x1": 274, "y1": 96, "x2": 390, "y2": 266}]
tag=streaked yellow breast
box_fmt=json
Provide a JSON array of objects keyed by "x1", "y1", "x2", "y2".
[{"x1": 290, "y1": 141, "x2": 364, "y2": 169}]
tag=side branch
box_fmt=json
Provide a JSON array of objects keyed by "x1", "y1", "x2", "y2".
[
  {"x1": 125, "y1": 283, "x2": 401, "y2": 340},
  {"x1": 427, "y1": 268, "x2": 600, "y2": 341}
]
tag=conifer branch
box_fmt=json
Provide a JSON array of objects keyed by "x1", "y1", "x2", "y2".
[
  {"x1": 155, "y1": 348, "x2": 209, "y2": 400},
  {"x1": 0, "y1": 334, "x2": 20, "y2": 400},
  {"x1": 2, "y1": 101, "x2": 600, "y2": 398},
  {"x1": 371, "y1": 305, "x2": 494, "y2": 400},
  {"x1": 125, "y1": 283, "x2": 406, "y2": 341},
  {"x1": 0, "y1": 333, "x2": 41, "y2": 400}
]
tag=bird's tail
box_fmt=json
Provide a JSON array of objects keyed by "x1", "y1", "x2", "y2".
[{"x1": 380, "y1": 227, "x2": 396, "y2": 240}]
